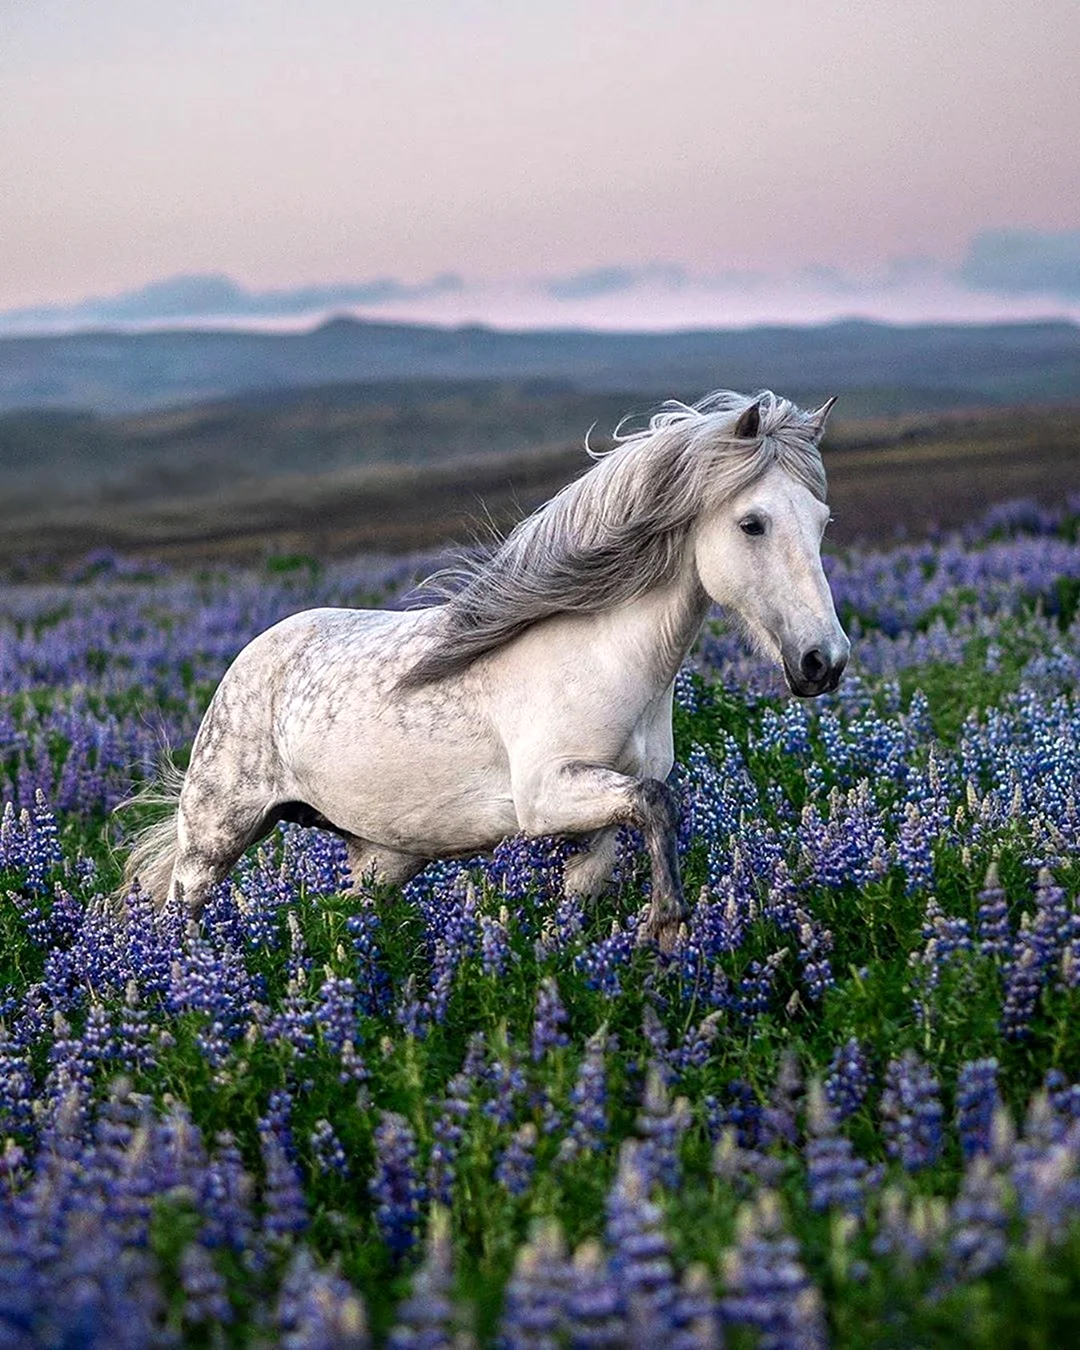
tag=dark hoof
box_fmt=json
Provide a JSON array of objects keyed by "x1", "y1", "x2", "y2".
[{"x1": 636, "y1": 909, "x2": 688, "y2": 954}]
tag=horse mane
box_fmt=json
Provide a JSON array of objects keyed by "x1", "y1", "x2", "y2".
[{"x1": 397, "y1": 389, "x2": 828, "y2": 689}]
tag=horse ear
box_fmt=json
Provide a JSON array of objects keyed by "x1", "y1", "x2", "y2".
[
  {"x1": 733, "y1": 399, "x2": 761, "y2": 439},
  {"x1": 808, "y1": 395, "x2": 838, "y2": 437}
]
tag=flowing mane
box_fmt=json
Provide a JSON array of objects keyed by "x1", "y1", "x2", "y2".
[{"x1": 398, "y1": 389, "x2": 828, "y2": 688}]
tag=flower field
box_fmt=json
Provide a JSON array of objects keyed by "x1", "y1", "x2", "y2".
[{"x1": 3, "y1": 497, "x2": 1080, "y2": 1347}]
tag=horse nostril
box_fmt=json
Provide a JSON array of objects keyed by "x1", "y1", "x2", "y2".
[{"x1": 800, "y1": 649, "x2": 828, "y2": 683}]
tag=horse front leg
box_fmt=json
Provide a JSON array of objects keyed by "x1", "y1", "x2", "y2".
[{"x1": 515, "y1": 762, "x2": 688, "y2": 952}]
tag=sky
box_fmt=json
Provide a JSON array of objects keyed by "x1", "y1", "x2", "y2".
[{"x1": 2, "y1": 0, "x2": 1079, "y2": 330}]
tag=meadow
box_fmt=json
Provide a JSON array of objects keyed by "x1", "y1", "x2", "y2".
[{"x1": 2, "y1": 496, "x2": 1080, "y2": 1346}]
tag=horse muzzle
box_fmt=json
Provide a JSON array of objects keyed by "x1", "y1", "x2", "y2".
[{"x1": 782, "y1": 643, "x2": 849, "y2": 698}]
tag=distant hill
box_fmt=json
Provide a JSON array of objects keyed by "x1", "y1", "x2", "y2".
[
  {"x1": 0, "y1": 316, "x2": 1078, "y2": 415},
  {"x1": 1, "y1": 404, "x2": 1077, "y2": 570}
]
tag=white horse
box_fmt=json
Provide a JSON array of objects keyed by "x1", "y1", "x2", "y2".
[{"x1": 125, "y1": 390, "x2": 848, "y2": 949}]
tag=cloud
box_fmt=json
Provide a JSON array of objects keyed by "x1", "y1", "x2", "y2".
[
  {"x1": 1, "y1": 272, "x2": 465, "y2": 327},
  {"x1": 543, "y1": 264, "x2": 687, "y2": 301},
  {"x1": 4, "y1": 240, "x2": 1080, "y2": 336},
  {"x1": 958, "y1": 229, "x2": 1080, "y2": 298}
]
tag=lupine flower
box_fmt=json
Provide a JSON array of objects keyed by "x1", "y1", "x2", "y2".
[
  {"x1": 388, "y1": 1205, "x2": 458, "y2": 1349},
  {"x1": 180, "y1": 1239, "x2": 233, "y2": 1326},
  {"x1": 956, "y1": 1059, "x2": 1001, "y2": 1161},
  {"x1": 370, "y1": 1112, "x2": 424, "y2": 1258},
  {"x1": 565, "y1": 1239, "x2": 625, "y2": 1348},
  {"x1": 975, "y1": 861, "x2": 1011, "y2": 957},
  {"x1": 276, "y1": 1247, "x2": 369, "y2": 1349},
  {"x1": 720, "y1": 1190, "x2": 827, "y2": 1350},
  {"x1": 804, "y1": 1079, "x2": 876, "y2": 1218},
  {"x1": 559, "y1": 1028, "x2": 609, "y2": 1163},
  {"x1": 633, "y1": 1063, "x2": 690, "y2": 1189},
  {"x1": 531, "y1": 977, "x2": 569, "y2": 1063},
  {"x1": 310, "y1": 1119, "x2": 349, "y2": 1178},
  {"x1": 261, "y1": 1128, "x2": 308, "y2": 1245},
  {"x1": 824, "y1": 1038, "x2": 871, "y2": 1122},
  {"x1": 496, "y1": 1123, "x2": 538, "y2": 1197},
  {"x1": 605, "y1": 1141, "x2": 677, "y2": 1339},
  {"x1": 939, "y1": 1155, "x2": 1009, "y2": 1288},
  {"x1": 880, "y1": 1051, "x2": 944, "y2": 1171},
  {"x1": 670, "y1": 1264, "x2": 720, "y2": 1350},
  {"x1": 498, "y1": 1218, "x2": 569, "y2": 1349}
]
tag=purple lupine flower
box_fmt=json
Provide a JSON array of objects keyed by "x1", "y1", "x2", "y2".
[
  {"x1": 575, "y1": 922, "x2": 635, "y2": 997},
  {"x1": 559, "y1": 1028, "x2": 609, "y2": 1163},
  {"x1": 641, "y1": 1003, "x2": 673, "y2": 1081},
  {"x1": 314, "y1": 973, "x2": 359, "y2": 1056},
  {"x1": 670, "y1": 1264, "x2": 720, "y2": 1350},
  {"x1": 201, "y1": 1131, "x2": 257, "y2": 1253},
  {"x1": 347, "y1": 906, "x2": 393, "y2": 1016},
  {"x1": 276, "y1": 1247, "x2": 369, "y2": 1349},
  {"x1": 23, "y1": 791, "x2": 63, "y2": 894},
  {"x1": 673, "y1": 1011, "x2": 723, "y2": 1073},
  {"x1": 720, "y1": 1190, "x2": 827, "y2": 1350},
  {"x1": 939, "y1": 1155, "x2": 1009, "y2": 1288},
  {"x1": 804, "y1": 1079, "x2": 876, "y2": 1219},
  {"x1": 117, "y1": 981, "x2": 157, "y2": 1074},
  {"x1": 721, "y1": 1080, "x2": 765, "y2": 1150},
  {"x1": 483, "y1": 1044, "x2": 526, "y2": 1128},
  {"x1": 496, "y1": 1123, "x2": 538, "y2": 1198},
  {"x1": 266, "y1": 974, "x2": 318, "y2": 1058},
  {"x1": 1002, "y1": 868, "x2": 1072, "y2": 1038},
  {"x1": 427, "y1": 1070, "x2": 474, "y2": 1207},
  {"x1": 531, "y1": 977, "x2": 569, "y2": 1063},
  {"x1": 795, "y1": 909, "x2": 835, "y2": 1002},
  {"x1": 0, "y1": 1026, "x2": 35, "y2": 1132},
  {"x1": 824, "y1": 1038, "x2": 871, "y2": 1122},
  {"x1": 1011, "y1": 1091, "x2": 1080, "y2": 1247},
  {"x1": 310, "y1": 1118, "x2": 349, "y2": 1178},
  {"x1": 760, "y1": 1050, "x2": 803, "y2": 1149},
  {"x1": 956, "y1": 1059, "x2": 1001, "y2": 1161},
  {"x1": 737, "y1": 950, "x2": 789, "y2": 1021},
  {"x1": 566, "y1": 1240, "x2": 625, "y2": 1349},
  {"x1": 339, "y1": 1038, "x2": 369, "y2": 1086},
  {"x1": 260, "y1": 1128, "x2": 308, "y2": 1245},
  {"x1": 634, "y1": 1063, "x2": 691, "y2": 1189},
  {"x1": 498, "y1": 1219, "x2": 569, "y2": 1349},
  {"x1": 388, "y1": 1204, "x2": 458, "y2": 1349},
  {"x1": 180, "y1": 1239, "x2": 232, "y2": 1326},
  {"x1": 605, "y1": 1141, "x2": 678, "y2": 1339},
  {"x1": 872, "y1": 1187, "x2": 948, "y2": 1265},
  {"x1": 480, "y1": 910, "x2": 512, "y2": 977},
  {"x1": 880, "y1": 1050, "x2": 944, "y2": 1171},
  {"x1": 713, "y1": 1127, "x2": 784, "y2": 1194},
  {"x1": 370, "y1": 1111, "x2": 424, "y2": 1258},
  {"x1": 1044, "y1": 1069, "x2": 1080, "y2": 1122},
  {"x1": 975, "y1": 861, "x2": 1011, "y2": 957}
]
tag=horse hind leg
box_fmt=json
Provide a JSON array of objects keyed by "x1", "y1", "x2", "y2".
[
  {"x1": 345, "y1": 831, "x2": 429, "y2": 896},
  {"x1": 564, "y1": 827, "x2": 620, "y2": 901},
  {"x1": 342, "y1": 835, "x2": 427, "y2": 894},
  {"x1": 167, "y1": 773, "x2": 281, "y2": 919}
]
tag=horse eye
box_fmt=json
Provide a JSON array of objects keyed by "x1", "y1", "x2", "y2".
[{"x1": 740, "y1": 516, "x2": 766, "y2": 537}]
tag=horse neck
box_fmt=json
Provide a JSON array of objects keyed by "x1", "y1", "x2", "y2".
[{"x1": 595, "y1": 554, "x2": 711, "y2": 689}]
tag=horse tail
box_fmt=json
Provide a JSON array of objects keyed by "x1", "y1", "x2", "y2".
[{"x1": 115, "y1": 754, "x2": 187, "y2": 910}]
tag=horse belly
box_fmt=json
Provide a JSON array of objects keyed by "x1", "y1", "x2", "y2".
[
  {"x1": 271, "y1": 627, "x2": 520, "y2": 854},
  {"x1": 298, "y1": 733, "x2": 519, "y2": 856}
]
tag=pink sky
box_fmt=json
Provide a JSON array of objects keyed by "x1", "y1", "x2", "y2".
[{"x1": 2, "y1": 0, "x2": 1078, "y2": 324}]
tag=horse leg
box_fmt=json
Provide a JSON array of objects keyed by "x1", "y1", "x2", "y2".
[
  {"x1": 515, "y1": 763, "x2": 687, "y2": 951},
  {"x1": 167, "y1": 764, "x2": 278, "y2": 920},
  {"x1": 342, "y1": 835, "x2": 427, "y2": 893},
  {"x1": 564, "y1": 826, "x2": 620, "y2": 901}
]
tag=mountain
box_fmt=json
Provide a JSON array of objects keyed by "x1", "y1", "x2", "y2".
[{"x1": 0, "y1": 317, "x2": 1078, "y2": 416}]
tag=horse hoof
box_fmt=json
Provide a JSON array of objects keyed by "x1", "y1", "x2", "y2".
[{"x1": 635, "y1": 915, "x2": 684, "y2": 953}]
